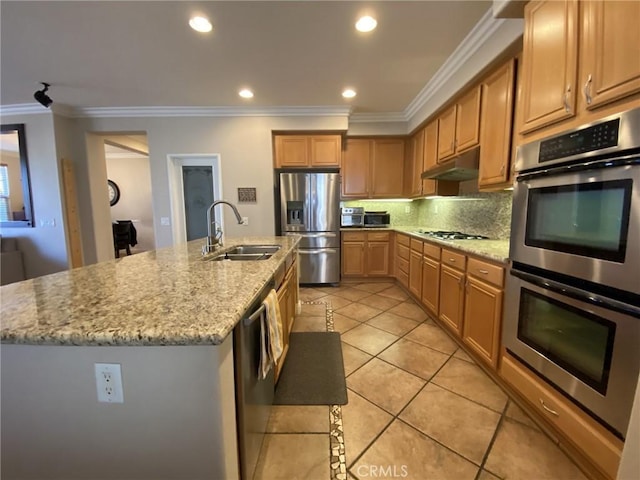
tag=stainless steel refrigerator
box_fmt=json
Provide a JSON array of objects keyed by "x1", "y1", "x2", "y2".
[{"x1": 278, "y1": 172, "x2": 340, "y2": 284}]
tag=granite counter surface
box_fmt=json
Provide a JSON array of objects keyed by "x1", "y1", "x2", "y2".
[
  {"x1": 341, "y1": 227, "x2": 510, "y2": 263},
  {"x1": 0, "y1": 236, "x2": 300, "y2": 347}
]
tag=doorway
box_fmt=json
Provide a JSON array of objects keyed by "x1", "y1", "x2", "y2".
[{"x1": 167, "y1": 155, "x2": 222, "y2": 245}]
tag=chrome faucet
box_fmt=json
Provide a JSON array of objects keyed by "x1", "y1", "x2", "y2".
[{"x1": 203, "y1": 200, "x2": 244, "y2": 254}]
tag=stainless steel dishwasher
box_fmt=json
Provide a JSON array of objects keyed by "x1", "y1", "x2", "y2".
[{"x1": 233, "y1": 281, "x2": 276, "y2": 480}]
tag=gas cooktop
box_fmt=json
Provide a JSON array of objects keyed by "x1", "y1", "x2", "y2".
[{"x1": 414, "y1": 230, "x2": 489, "y2": 240}]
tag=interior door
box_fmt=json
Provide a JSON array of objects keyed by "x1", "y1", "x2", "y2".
[{"x1": 182, "y1": 165, "x2": 214, "y2": 241}]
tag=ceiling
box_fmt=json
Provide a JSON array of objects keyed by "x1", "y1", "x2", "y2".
[{"x1": 0, "y1": 1, "x2": 492, "y2": 115}]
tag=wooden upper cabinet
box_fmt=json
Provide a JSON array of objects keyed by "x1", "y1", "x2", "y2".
[
  {"x1": 310, "y1": 136, "x2": 342, "y2": 166},
  {"x1": 274, "y1": 134, "x2": 342, "y2": 168},
  {"x1": 343, "y1": 138, "x2": 404, "y2": 199},
  {"x1": 455, "y1": 86, "x2": 482, "y2": 152},
  {"x1": 437, "y1": 105, "x2": 457, "y2": 161},
  {"x1": 422, "y1": 120, "x2": 438, "y2": 172},
  {"x1": 519, "y1": 0, "x2": 579, "y2": 134},
  {"x1": 371, "y1": 139, "x2": 405, "y2": 198},
  {"x1": 410, "y1": 129, "x2": 425, "y2": 198},
  {"x1": 342, "y1": 139, "x2": 370, "y2": 198},
  {"x1": 580, "y1": 0, "x2": 640, "y2": 111},
  {"x1": 437, "y1": 86, "x2": 481, "y2": 162},
  {"x1": 479, "y1": 59, "x2": 516, "y2": 189},
  {"x1": 275, "y1": 135, "x2": 309, "y2": 167}
]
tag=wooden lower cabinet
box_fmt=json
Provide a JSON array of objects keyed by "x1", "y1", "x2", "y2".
[
  {"x1": 421, "y1": 256, "x2": 440, "y2": 316},
  {"x1": 275, "y1": 259, "x2": 297, "y2": 380},
  {"x1": 395, "y1": 234, "x2": 410, "y2": 287},
  {"x1": 408, "y1": 239, "x2": 423, "y2": 298},
  {"x1": 463, "y1": 277, "x2": 503, "y2": 367},
  {"x1": 439, "y1": 265, "x2": 465, "y2": 335},
  {"x1": 342, "y1": 231, "x2": 391, "y2": 277},
  {"x1": 501, "y1": 354, "x2": 623, "y2": 479}
]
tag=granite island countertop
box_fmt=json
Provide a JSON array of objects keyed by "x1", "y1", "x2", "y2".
[
  {"x1": 341, "y1": 226, "x2": 510, "y2": 263},
  {"x1": 1, "y1": 236, "x2": 300, "y2": 347}
]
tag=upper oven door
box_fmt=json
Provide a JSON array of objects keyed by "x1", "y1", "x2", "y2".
[{"x1": 510, "y1": 161, "x2": 640, "y2": 295}]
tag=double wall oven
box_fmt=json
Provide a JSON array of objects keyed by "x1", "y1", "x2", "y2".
[{"x1": 504, "y1": 108, "x2": 640, "y2": 440}]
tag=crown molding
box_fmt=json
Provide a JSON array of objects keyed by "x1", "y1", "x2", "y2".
[
  {"x1": 404, "y1": 9, "x2": 506, "y2": 120},
  {"x1": 71, "y1": 105, "x2": 352, "y2": 118},
  {"x1": 0, "y1": 104, "x2": 51, "y2": 116},
  {"x1": 349, "y1": 112, "x2": 408, "y2": 124}
]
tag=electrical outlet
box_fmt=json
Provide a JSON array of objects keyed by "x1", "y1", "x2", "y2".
[
  {"x1": 160, "y1": 217, "x2": 170, "y2": 226},
  {"x1": 404, "y1": 205, "x2": 411, "y2": 214},
  {"x1": 95, "y1": 363, "x2": 124, "y2": 403},
  {"x1": 241, "y1": 216, "x2": 249, "y2": 226}
]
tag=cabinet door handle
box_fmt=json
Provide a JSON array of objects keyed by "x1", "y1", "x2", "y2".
[
  {"x1": 459, "y1": 276, "x2": 464, "y2": 289},
  {"x1": 500, "y1": 164, "x2": 505, "y2": 176},
  {"x1": 563, "y1": 84, "x2": 572, "y2": 113},
  {"x1": 449, "y1": 258, "x2": 456, "y2": 263},
  {"x1": 583, "y1": 74, "x2": 593, "y2": 105},
  {"x1": 539, "y1": 399, "x2": 559, "y2": 417},
  {"x1": 478, "y1": 269, "x2": 489, "y2": 275}
]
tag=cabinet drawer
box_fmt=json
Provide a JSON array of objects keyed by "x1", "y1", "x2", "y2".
[
  {"x1": 410, "y1": 238, "x2": 423, "y2": 252},
  {"x1": 342, "y1": 231, "x2": 366, "y2": 241},
  {"x1": 501, "y1": 355, "x2": 622, "y2": 479},
  {"x1": 441, "y1": 249, "x2": 466, "y2": 270},
  {"x1": 396, "y1": 256, "x2": 409, "y2": 274},
  {"x1": 397, "y1": 244, "x2": 410, "y2": 261},
  {"x1": 396, "y1": 234, "x2": 410, "y2": 247},
  {"x1": 423, "y1": 242, "x2": 441, "y2": 260},
  {"x1": 467, "y1": 257, "x2": 504, "y2": 288},
  {"x1": 397, "y1": 268, "x2": 409, "y2": 287},
  {"x1": 368, "y1": 231, "x2": 390, "y2": 242}
]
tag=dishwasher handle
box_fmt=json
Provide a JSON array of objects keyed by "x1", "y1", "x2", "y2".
[{"x1": 244, "y1": 303, "x2": 266, "y2": 326}]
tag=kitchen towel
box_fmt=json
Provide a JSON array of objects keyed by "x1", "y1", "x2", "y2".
[{"x1": 258, "y1": 289, "x2": 283, "y2": 380}]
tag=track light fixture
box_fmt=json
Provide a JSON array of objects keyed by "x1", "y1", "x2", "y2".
[{"x1": 34, "y1": 82, "x2": 53, "y2": 108}]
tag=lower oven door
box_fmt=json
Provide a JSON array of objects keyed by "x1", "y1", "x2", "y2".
[{"x1": 503, "y1": 268, "x2": 640, "y2": 438}]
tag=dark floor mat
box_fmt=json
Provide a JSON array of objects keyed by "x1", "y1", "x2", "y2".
[{"x1": 274, "y1": 331, "x2": 348, "y2": 405}]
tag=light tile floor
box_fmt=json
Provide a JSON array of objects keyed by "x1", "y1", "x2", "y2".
[{"x1": 254, "y1": 283, "x2": 589, "y2": 480}]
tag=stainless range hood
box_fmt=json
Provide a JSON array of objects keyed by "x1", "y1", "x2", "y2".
[{"x1": 422, "y1": 147, "x2": 479, "y2": 181}]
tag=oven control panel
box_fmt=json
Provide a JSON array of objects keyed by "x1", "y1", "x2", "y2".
[{"x1": 539, "y1": 119, "x2": 619, "y2": 163}]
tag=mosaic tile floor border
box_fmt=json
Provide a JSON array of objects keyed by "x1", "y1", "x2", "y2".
[{"x1": 301, "y1": 299, "x2": 347, "y2": 480}]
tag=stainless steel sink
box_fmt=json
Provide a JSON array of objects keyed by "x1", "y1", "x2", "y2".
[
  {"x1": 204, "y1": 245, "x2": 281, "y2": 262},
  {"x1": 226, "y1": 245, "x2": 281, "y2": 255}
]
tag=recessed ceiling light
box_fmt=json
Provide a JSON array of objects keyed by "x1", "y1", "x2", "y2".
[
  {"x1": 189, "y1": 16, "x2": 212, "y2": 33},
  {"x1": 355, "y1": 16, "x2": 377, "y2": 33},
  {"x1": 239, "y1": 89, "x2": 254, "y2": 99},
  {"x1": 342, "y1": 89, "x2": 357, "y2": 99}
]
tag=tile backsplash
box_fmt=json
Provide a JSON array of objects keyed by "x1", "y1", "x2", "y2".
[{"x1": 343, "y1": 191, "x2": 512, "y2": 240}]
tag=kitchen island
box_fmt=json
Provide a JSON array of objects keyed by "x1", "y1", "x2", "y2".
[{"x1": 1, "y1": 235, "x2": 300, "y2": 480}]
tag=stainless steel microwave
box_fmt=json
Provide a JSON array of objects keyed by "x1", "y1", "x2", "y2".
[{"x1": 364, "y1": 211, "x2": 390, "y2": 227}]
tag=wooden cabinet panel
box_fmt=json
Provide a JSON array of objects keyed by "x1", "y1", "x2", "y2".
[
  {"x1": 479, "y1": 59, "x2": 516, "y2": 189},
  {"x1": 310, "y1": 135, "x2": 342, "y2": 167},
  {"x1": 439, "y1": 265, "x2": 465, "y2": 335},
  {"x1": 342, "y1": 139, "x2": 370, "y2": 198},
  {"x1": 422, "y1": 121, "x2": 439, "y2": 172},
  {"x1": 519, "y1": 0, "x2": 579, "y2": 134},
  {"x1": 367, "y1": 242, "x2": 390, "y2": 276},
  {"x1": 342, "y1": 231, "x2": 391, "y2": 277},
  {"x1": 274, "y1": 134, "x2": 342, "y2": 168},
  {"x1": 409, "y1": 249, "x2": 423, "y2": 298},
  {"x1": 371, "y1": 139, "x2": 405, "y2": 198},
  {"x1": 422, "y1": 242, "x2": 441, "y2": 261},
  {"x1": 581, "y1": 0, "x2": 640, "y2": 110},
  {"x1": 396, "y1": 234, "x2": 410, "y2": 248},
  {"x1": 275, "y1": 136, "x2": 309, "y2": 167},
  {"x1": 437, "y1": 105, "x2": 457, "y2": 161},
  {"x1": 397, "y1": 244, "x2": 410, "y2": 261},
  {"x1": 455, "y1": 86, "x2": 482, "y2": 152},
  {"x1": 409, "y1": 129, "x2": 425, "y2": 197},
  {"x1": 342, "y1": 241, "x2": 365, "y2": 276},
  {"x1": 501, "y1": 355, "x2": 623, "y2": 479},
  {"x1": 441, "y1": 249, "x2": 466, "y2": 270},
  {"x1": 463, "y1": 277, "x2": 503, "y2": 367},
  {"x1": 421, "y1": 256, "x2": 440, "y2": 316},
  {"x1": 467, "y1": 257, "x2": 505, "y2": 288}
]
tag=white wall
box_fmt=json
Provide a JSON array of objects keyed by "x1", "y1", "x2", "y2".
[
  {"x1": 106, "y1": 155, "x2": 155, "y2": 252},
  {"x1": 0, "y1": 112, "x2": 69, "y2": 278},
  {"x1": 74, "y1": 115, "x2": 348, "y2": 259}
]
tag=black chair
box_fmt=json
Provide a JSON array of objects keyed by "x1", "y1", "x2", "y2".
[{"x1": 112, "y1": 221, "x2": 136, "y2": 258}]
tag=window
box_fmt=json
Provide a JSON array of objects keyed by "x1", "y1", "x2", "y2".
[{"x1": 0, "y1": 164, "x2": 10, "y2": 221}]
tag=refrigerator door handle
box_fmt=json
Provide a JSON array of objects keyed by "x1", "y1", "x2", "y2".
[
  {"x1": 284, "y1": 232, "x2": 337, "y2": 238},
  {"x1": 298, "y1": 249, "x2": 338, "y2": 255}
]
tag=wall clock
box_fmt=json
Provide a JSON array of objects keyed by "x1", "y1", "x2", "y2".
[{"x1": 108, "y1": 180, "x2": 120, "y2": 206}]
